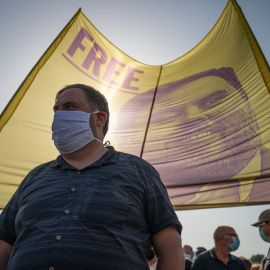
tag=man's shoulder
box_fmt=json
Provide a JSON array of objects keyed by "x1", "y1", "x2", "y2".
[
  {"x1": 191, "y1": 250, "x2": 212, "y2": 269},
  {"x1": 193, "y1": 249, "x2": 214, "y2": 265},
  {"x1": 31, "y1": 158, "x2": 58, "y2": 171},
  {"x1": 106, "y1": 147, "x2": 161, "y2": 183},
  {"x1": 196, "y1": 250, "x2": 211, "y2": 260},
  {"x1": 230, "y1": 254, "x2": 246, "y2": 264},
  {"x1": 110, "y1": 146, "x2": 142, "y2": 160},
  {"x1": 264, "y1": 250, "x2": 270, "y2": 270},
  {"x1": 12, "y1": 158, "x2": 59, "y2": 191},
  {"x1": 109, "y1": 146, "x2": 156, "y2": 169},
  {"x1": 24, "y1": 158, "x2": 59, "y2": 181}
]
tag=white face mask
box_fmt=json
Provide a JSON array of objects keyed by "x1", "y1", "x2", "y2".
[{"x1": 52, "y1": 110, "x2": 102, "y2": 154}]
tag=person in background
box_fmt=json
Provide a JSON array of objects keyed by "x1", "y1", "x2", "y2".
[
  {"x1": 185, "y1": 258, "x2": 192, "y2": 270},
  {"x1": 0, "y1": 84, "x2": 185, "y2": 270},
  {"x1": 239, "y1": 257, "x2": 252, "y2": 270},
  {"x1": 196, "y1": 247, "x2": 207, "y2": 256},
  {"x1": 251, "y1": 209, "x2": 270, "y2": 270},
  {"x1": 184, "y1": 245, "x2": 194, "y2": 261},
  {"x1": 251, "y1": 264, "x2": 261, "y2": 270},
  {"x1": 191, "y1": 225, "x2": 246, "y2": 270},
  {"x1": 261, "y1": 257, "x2": 267, "y2": 270},
  {"x1": 193, "y1": 246, "x2": 207, "y2": 261},
  {"x1": 148, "y1": 246, "x2": 157, "y2": 270}
]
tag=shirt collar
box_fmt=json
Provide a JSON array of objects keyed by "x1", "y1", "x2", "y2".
[
  {"x1": 210, "y1": 248, "x2": 235, "y2": 262},
  {"x1": 52, "y1": 145, "x2": 117, "y2": 169}
]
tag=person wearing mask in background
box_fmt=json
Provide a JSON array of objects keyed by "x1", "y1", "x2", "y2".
[
  {"x1": 148, "y1": 246, "x2": 157, "y2": 270},
  {"x1": 251, "y1": 209, "x2": 270, "y2": 270},
  {"x1": 183, "y1": 244, "x2": 194, "y2": 268},
  {"x1": 0, "y1": 84, "x2": 185, "y2": 270},
  {"x1": 184, "y1": 245, "x2": 194, "y2": 261},
  {"x1": 191, "y1": 225, "x2": 246, "y2": 270}
]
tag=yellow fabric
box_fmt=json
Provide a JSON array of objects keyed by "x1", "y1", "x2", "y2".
[{"x1": 1, "y1": 0, "x2": 270, "y2": 210}]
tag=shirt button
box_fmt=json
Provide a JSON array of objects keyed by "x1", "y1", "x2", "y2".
[
  {"x1": 71, "y1": 188, "x2": 76, "y2": 192},
  {"x1": 65, "y1": 209, "x2": 70, "y2": 214},
  {"x1": 76, "y1": 171, "x2": 81, "y2": 174},
  {"x1": 56, "y1": 235, "x2": 61, "y2": 240},
  {"x1": 49, "y1": 267, "x2": 54, "y2": 270}
]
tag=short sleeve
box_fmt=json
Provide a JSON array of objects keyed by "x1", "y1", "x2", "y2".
[
  {"x1": 0, "y1": 190, "x2": 19, "y2": 245},
  {"x1": 144, "y1": 162, "x2": 182, "y2": 237}
]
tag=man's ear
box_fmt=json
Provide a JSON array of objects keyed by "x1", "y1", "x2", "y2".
[
  {"x1": 220, "y1": 234, "x2": 226, "y2": 243},
  {"x1": 96, "y1": 111, "x2": 107, "y2": 127}
]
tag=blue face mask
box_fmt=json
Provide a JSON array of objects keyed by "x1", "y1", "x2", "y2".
[
  {"x1": 229, "y1": 237, "x2": 240, "y2": 251},
  {"x1": 260, "y1": 229, "x2": 270, "y2": 243},
  {"x1": 184, "y1": 254, "x2": 191, "y2": 260}
]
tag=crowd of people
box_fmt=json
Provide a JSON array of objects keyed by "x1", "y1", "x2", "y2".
[{"x1": 148, "y1": 209, "x2": 270, "y2": 269}]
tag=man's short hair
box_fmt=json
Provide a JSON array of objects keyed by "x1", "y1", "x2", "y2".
[
  {"x1": 56, "y1": 84, "x2": 110, "y2": 136},
  {"x1": 213, "y1": 226, "x2": 227, "y2": 243},
  {"x1": 184, "y1": 245, "x2": 193, "y2": 253},
  {"x1": 196, "y1": 247, "x2": 207, "y2": 255}
]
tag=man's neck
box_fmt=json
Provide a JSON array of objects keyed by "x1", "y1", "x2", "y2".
[
  {"x1": 214, "y1": 246, "x2": 230, "y2": 265},
  {"x1": 62, "y1": 140, "x2": 108, "y2": 170}
]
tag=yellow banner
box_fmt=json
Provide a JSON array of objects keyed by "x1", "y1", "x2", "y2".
[{"x1": 1, "y1": 0, "x2": 270, "y2": 210}]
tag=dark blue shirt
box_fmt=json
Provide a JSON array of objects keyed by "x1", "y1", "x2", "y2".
[
  {"x1": 0, "y1": 146, "x2": 181, "y2": 270},
  {"x1": 191, "y1": 248, "x2": 247, "y2": 270},
  {"x1": 263, "y1": 247, "x2": 270, "y2": 270}
]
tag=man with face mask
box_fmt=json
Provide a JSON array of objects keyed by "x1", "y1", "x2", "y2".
[
  {"x1": 183, "y1": 245, "x2": 194, "y2": 261},
  {"x1": 251, "y1": 209, "x2": 270, "y2": 270},
  {"x1": 0, "y1": 84, "x2": 185, "y2": 270},
  {"x1": 191, "y1": 226, "x2": 246, "y2": 270}
]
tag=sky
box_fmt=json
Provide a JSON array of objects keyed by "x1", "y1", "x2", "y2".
[{"x1": 1, "y1": 0, "x2": 270, "y2": 260}]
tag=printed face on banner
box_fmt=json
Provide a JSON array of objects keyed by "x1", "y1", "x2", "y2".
[{"x1": 117, "y1": 68, "x2": 262, "y2": 187}]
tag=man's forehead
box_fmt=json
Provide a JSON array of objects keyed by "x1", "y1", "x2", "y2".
[
  {"x1": 53, "y1": 88, "x2": 92, "y2": 112},
  {"x1": 158, "y1": 76, "x2": 234, "y2": 104},
  {"x1": 181, "y1": 76, "x2": 231, "y2": 96},
  {"x1": 55, "y1": 88, "x2": 87, "y2": 103},
  {"x1": 57, "y1": 88, "x2": 85, "y2": 98},
  {"x1": 184, "y1": 246, "x2": 192, "y2": 252}
]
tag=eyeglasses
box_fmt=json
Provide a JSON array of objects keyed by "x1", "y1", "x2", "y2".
[
  {"x1": 259, "y1": 222, "x2": 269, "y2": 230},
  {"x1": 223, "y1": 233, "x2": 238, "y2": 238}
]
